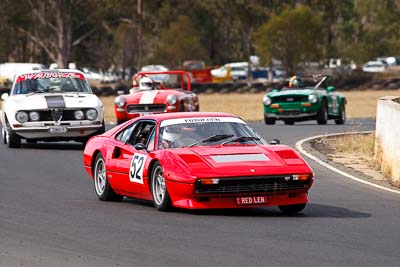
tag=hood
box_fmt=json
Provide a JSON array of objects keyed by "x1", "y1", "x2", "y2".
[
  {"x1": 268, "y1": 88, "x2": 315, "y2": 97},
  {"x1": 123, "y1": 89, "x2": 185, "y2": 104},
  {"x1": 165, "y1": 145, "x2": 310, "y2": 181},
  {"x1": 5, "y1": 93, "x2": 102, "y2": 110}
]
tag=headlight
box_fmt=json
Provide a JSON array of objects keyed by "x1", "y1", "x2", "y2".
[
  {"x1": 262, "y1": 95, "x2": 271, "y2": 105},
  {"x1": 74, "y1": 110, "x2": 85, "y2": 120},
  {"x1": 86, "y1": 109, "x2": 98, "y2": 121},
  {"x1": 115, "y1": 96, "x2": 126, "y2": 107},
  {"x1": 16, "y1": 111, "x2": 29, "y2": 123},
  {"x1": 167, "y1": 95, "x2": 177, "y2": 105},
  {"x1": 308, "y1": 94, "x2": 318, "y2": 103},
  {"x1": 29, "y1": 111, "x2": 40, "y2": 121}
]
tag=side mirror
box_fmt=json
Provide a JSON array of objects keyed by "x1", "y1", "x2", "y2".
[
  {"x1": 1, "y1": 93, "x2": 9, "y2": 101},
  {"x1": 327, "y1": 86, "x2": 335, "y2": 92},
  {"x1": 134, "y1": 142, "x2": 148, "y2": 152},
  {"x1": 269, "y1": 139, "x2": 280, "y2": 145}
]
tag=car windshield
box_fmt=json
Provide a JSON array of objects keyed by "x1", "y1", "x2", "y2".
[
  {"x1": 158, "y1": 118, "x2": 267, "y2": 149},
  {"x1": 12, "y1": 73, "x2": 92, "y2": 95}
]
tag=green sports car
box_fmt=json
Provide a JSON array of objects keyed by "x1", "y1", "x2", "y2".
[{"x1": 262, "y1": 75, "x2": 346, "y2": 125}]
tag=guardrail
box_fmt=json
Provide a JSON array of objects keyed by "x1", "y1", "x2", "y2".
[{"x1": 375, "y1": 96, "x2": 400, "y2": 186}]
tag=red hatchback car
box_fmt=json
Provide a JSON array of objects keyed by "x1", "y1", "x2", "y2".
[
  {"x1": 84, "y1": 112, "x2": 313, "y2": 213},
  {"x1": 83, "y1": 112, "x2": 314, "y2": 213},
  {"x1": 114, "y1": 70, "x2": 199, "y2": 124}
]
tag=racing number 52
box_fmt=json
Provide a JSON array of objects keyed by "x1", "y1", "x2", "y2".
[{"x1": 129, "y1": 154, "x2": 147, "y2": 184}]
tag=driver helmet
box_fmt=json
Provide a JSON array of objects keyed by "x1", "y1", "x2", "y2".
[
  {"x1": 139, "y1": 76, "x2": 154, "y2": 90},
  {"x1": 162, "y1": 126, "x2": 182, "y2": 143},
  {"x1": 289, "y1": 76, "x2": 302, "y2": 88}
]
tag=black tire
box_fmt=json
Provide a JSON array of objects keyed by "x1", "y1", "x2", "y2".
[
  {"x1": 97, "y1": 120, "x2": 106, "y2": 134},
  {"x1": 179, "y1": 101, "x2": 185, "y2": 112},
  {"x1": 284, "y1": 120, "x2": 295, "y2": 125},
  {"x1": 278, "y1": 203, "x2": 306, "y2": 215},
  {"x1": 5, "y1": 120, "x2": 21, "y2": 148},
  {"x1": 117, "y1": 119, "x2": 125, "y2": 125},
  {"x1": 93, "y1": 153, "x2": 123, "y2": 201},
  {"x1": 150, "y1": 162, "x2": 172, "y2": 211},
  {"x1": 317, "y1": 100, "x2": 328, "y2": 125},
  {"x1": 2, "y1": 125, "x2": 7, "y2": 144},
  {"x1": 335, "y1": 105, "x2": 346, "y2": 125},
  {"x1": 264, "y1": 116, "x2": 276, "y2": 125}
]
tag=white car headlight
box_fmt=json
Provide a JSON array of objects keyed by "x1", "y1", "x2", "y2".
[
  {"x1": 115, "y1": 96, "x2": 126, "y2": 108},
  {"x1": 74, "y1": 110, "x2": 85, "y2": 120},
  {"x1": 86, "y1": 109, "x2": 98, "y2": 121},
  {"x1": 262, "y1": 95, "x2": 272, "y2": 105},
  {"x1": 29, "y1": 111, "x2": 40, "y2": 121},
  {"x1": 308, "y1": 94, "x2": 318, "y2": 103},
  {"x1": 16, "y1": 111, "x2": 29, "y2": 123},
  {"x1": 167, "y1": 95, "x2": 177, "y2": 105}
]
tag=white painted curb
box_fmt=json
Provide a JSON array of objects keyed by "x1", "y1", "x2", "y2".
[{"x1": 295, "y1": 131, "x2": 400, "y2": 194}]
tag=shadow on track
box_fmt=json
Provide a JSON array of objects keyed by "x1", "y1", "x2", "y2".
[
  {"x1": 120, "y1": 198, "x2": 371, "y2": 219},
  {"x1": 21, "y1": 141, "x2": 84, "y2": 150}
]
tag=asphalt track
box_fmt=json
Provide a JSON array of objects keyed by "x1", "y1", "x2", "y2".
[{"x1": 1, "y1": 118, "x2": 400, "y2": 267}]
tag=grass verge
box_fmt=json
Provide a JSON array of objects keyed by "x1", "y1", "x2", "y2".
[
  {"x1": 312, "y1": 133, "x2": 394, "y2": 185},
  {"x1": 100, "y1": 89, "x2": 399, "y2": 123}
]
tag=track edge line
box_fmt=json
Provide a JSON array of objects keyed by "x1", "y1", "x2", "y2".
[{"x1": 295, "y1": 131, "x2": 400, "y2": 195}]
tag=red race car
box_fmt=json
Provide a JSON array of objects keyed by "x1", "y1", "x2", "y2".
[
  {"x1": 114, "y1": 70, "x2": 199, "y2": 124},
  {"x1": 83, "y1": 112, "x2": 314, "y2": 213}
]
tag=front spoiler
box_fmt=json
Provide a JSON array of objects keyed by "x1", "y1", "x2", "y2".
[
  {"x1": 13, "y1": 124, "x2": 103, "y2": 139},
  {"x1": 166, "y1": 180, "x2": 310, "y2": 209},
  {"x1": 264, "y1": 112, "x2": 317, "y2": 120}
]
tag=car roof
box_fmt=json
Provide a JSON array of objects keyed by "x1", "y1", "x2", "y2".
[
  {"x1": 137, "y1": 112, "x2": 239, "y2": 123},
  {"x1": 226, "y1": 62, "x2": 248, "y2": 67},
  {"x1": 15, "y1": 69, "x2": 85, "y2": 76}
]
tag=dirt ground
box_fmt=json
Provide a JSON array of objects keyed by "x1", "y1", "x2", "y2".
[
  {"x1": 310, "y1": 134, "x2": 392, "y2": 185},
  {"x1": 100, "y1": 89, "x2": 400, "y2": 123}
]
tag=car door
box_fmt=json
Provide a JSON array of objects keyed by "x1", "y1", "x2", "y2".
[{"x1": 110, "y1": 120, "x2": 156, "y2": 195}]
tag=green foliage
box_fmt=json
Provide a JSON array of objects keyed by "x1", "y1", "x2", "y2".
[
  {"x1": 1, "y1": 0, "x2": 400, "y2": 72},
  {"x1": 254, "y1": 4, "x2": 323, "y2": 74},
  {"x1": 150, "y1": 16, "x2": 208, "y2": 67}
]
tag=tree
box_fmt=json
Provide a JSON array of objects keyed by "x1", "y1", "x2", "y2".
[
  {"x1": 7, "y1": 0, "x2": 114, "y2": 68},
  {"x1": 151, "y1": 16, "x2": 208, "y2": 67},
  {"x1": 253, "y1": 5, "x2": 323, "y2": 74}
]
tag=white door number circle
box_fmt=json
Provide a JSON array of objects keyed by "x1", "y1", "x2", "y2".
[{"x1": 129, "y1": 153, "x2": 147, "y2": 184}]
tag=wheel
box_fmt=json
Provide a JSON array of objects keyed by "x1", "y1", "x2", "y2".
[
  {"x1": 316, "y1": 100, "x2": 328, "y2": 125},
  {"x1": 335, "y1": 105, "x2": 346, "y2": 125},
  {"x1": 179, "y1": 101, "x2": 185, "y2": 112},
  {"x1": 278, "y1": 203, "x2": 306, "y2": 215},
  {"x1": 97, "y1": 121, "x2": 106, "y2": 134},
  {"x1": 93, "y1": 153, "x2": 123, "y2": 201},
  {"x1": 2, "y1": 126, "x2": 7, "y2": 144},
  {"x1": 264, "y1": 116, "x2": 276, "y2": 125},
  {"x1": 150, "y1": 162, "x2": 172, "y2": 211},
  {"x1": 116, "y1": 119, "x2": 125, "y2": 125},
  {"x1": 284, "y1": 120, "x2": 295, "y2": 125},
  {"x1": 5, "y1": 120, "x2": 21, "y2": 148}
]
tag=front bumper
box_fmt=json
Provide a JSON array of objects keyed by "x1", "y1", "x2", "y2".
[
  {"x1": 166, "y1": 180, "x2": 310, "y2": 209},
  {"x1": 264, "y1": 111, "x2": 317, "y2": 119},
  {"x1": 12, "y1": 122, "x2": 103, "y2": 139}
]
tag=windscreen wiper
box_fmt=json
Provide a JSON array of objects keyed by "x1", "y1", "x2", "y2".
[
  {"x1": 221, "y1": 136, "x2": 260, "y2": 145},
  {"x1": 188, "y1": 134, "x2": 234, "y2": 147},
  {"x1": 28, "y1": 88, "x2": 48, "y2": 95}
]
